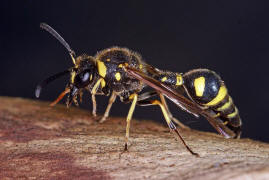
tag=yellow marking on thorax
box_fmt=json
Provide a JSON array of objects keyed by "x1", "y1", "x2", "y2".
[
  {"x1": 101, "y1": 79, "x2": 106, "y2": 88},
  {"x1": 90, "y1": 74, "x2": 93, "y2": 81},
  {"x1": 97, "y1": 60, "x2": 107, "y2": 78},
  {"x1": 176, "y1": 74, "x2": 183, "y2": 86},
  {"x1": 106, "y1": 58, "x2": 110, "y2": 62},
  {"x1": 194, "y1": 76, "x2": 205, "y2": 97},
  {"x1": 205, "y1": 86, "x2": 227, "y2": 106},
  {"x1": 217, "y1": 96, "x2": 233, "y2": 111},
  {"x1": 115, "y1": 72, "x2": 121, "y2": 81},
  {"x1": 161, "y1": 76, "x2": 167, "y2": 82},
  {"x1": 118, "y1": 64, "x2": 123, "y2": 68},
  {"x1": 71, "y1": 71, "x2": 76, "y2": 83},
  {"x1": 227, "y1": 107, "x2": 238, "y2": 118},
  {"x1": 139, "y1": 64, "x2": 143, "y2": 69}
]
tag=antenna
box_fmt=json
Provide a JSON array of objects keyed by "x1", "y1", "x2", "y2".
[
  {"x1": 35, "y1": 69, "x2": 70, "y2": 98},
  {"x1": 40, "y1": 23, "x2": 76, "y2": 65}
]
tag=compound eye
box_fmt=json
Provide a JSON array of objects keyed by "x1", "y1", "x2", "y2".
[{"x1": 74, "y1": 70, "x2": 92, "y2": 88}]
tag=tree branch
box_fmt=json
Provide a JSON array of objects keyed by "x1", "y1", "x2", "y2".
[{"x1": 0, "y1": 97, "x2": 269, "y2": 179}]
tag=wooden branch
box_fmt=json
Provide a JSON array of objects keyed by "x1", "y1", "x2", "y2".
[{"x1": 0, "y1": 97, "x2": 269, "y2": 180}]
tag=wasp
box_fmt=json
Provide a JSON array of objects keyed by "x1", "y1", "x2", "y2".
[{"x1": 36, "y1": 23, "x2": 242, "y2": 157}]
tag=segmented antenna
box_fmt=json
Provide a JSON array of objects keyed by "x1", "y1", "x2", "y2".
[{"x1": 40, "y1": 23, "x2": 76, "y2": 65}]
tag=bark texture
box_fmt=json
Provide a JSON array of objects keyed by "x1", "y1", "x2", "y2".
[{"x1": 0, "y1": 96, "x2": 269, "y2": 180}]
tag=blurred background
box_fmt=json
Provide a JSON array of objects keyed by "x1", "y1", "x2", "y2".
[{"x1": 1, "y1": 1, "x2": 269, "y2": 142}]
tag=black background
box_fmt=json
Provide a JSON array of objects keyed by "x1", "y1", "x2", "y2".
[{"x1": 1, "y1": 1, "x2": 269, "y2": 142}]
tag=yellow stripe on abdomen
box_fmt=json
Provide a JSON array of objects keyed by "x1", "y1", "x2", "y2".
[
  {"x1": 217, "y1": 96, "x2": 233, "y2": 111},
  {"x1": 205, "y1": 86, "x2": 227, "y2": 106},
  {"x1": 227, "y1": 107, "x2": 238, "y2": 118}
]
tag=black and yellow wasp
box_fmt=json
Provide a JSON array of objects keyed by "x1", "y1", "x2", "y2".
[{"x1": 36, "y1": 23, "x2": 242, "y2": 156}]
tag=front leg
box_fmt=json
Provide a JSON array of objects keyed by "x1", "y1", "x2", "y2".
[
  {"x1": 99, "y1": 91, "x2": 117, "y2": 123},
  {"x1": 90, "y1": 78, "x2": 102, "y2": 117}
]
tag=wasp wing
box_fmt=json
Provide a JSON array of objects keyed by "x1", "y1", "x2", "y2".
[{"x1": 125, "y1": 66, "x2": 236, "y2": 138}]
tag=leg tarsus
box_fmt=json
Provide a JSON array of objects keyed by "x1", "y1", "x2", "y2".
[
  {"x1": 172, "y1": 129, "x2": 199, "y2": 157},
  {"x1": 124, "y1": 142, "x2": 128, "y2": 151}
]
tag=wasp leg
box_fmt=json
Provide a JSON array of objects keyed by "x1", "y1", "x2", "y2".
[
  {"x1": 159, "y1": 94, "x2": 190, "y2": 130},
  {"x1": 124, "y1": 93, "x2": 138, "y2": 151},
  {"x1": 138, "y1": 99, "x2": 199, "y2": 156},
  {"x1": 99, "y1": 91, "x2": 117, "y2": 123},
  {"x1": 79, "y1": 90, "x2": 83, "y2": 103},
  {"x1": 50, "y1": 88, "x2": 70, "y2": 107},
  {"x1": 91, "y1": 78, "x2": 102, "y2": 117},
  {"x1": 91, "y1": 94, "x2": 97, "y2": 117}
]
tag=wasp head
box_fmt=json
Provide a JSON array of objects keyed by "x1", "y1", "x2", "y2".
[
  {"x1": 66, "y1": 55, "x2": 98, "y2": 106},
  {"x1": 36, "y1": 23, "x2": 100, "y2": 107}
]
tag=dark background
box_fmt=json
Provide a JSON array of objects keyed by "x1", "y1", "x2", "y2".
[{"x1": 1, "y1": 1, "x2": 269, "y2": 142}]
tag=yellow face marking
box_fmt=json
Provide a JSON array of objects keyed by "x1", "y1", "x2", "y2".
[
  {"x1": 115, "y1": 72, "x2": 121, "y2": 81},
  {"x1": 161, "y1": 76, "x2": 167, "y2": 82},
  {"x1": 227, "y1": 107, "x2": 238, "y2": 118},
  {"x1": 97, "y1": 60, "x2": 107, "y2": 78},
  {"x1": 71, "y1": 71, "x2": 76, "y2": 83},
  {"x1": 139, "y1": 64, "x2": 143, "y2": 69},
  {"x1": 176, "y1": 74, "x2": 183, "y2": 86},
  {"x1": 206, "y1": 86, "x2": 228, "y2": 106},
  {"x1": 118, "y1": 64, "x2": 123, "y2": 68},
  {"x1": 217, "y1": 96, "x2": 233, "y2": 111},
  {"x1": 90, "y1": 74, "x2": 93, "y2": 81},
  {"x1": 223, "y1": 121, "x2": 229, "y2": 125},
  {"x1": 194, "y1": 76, "x2": 205, "y2": 97}
]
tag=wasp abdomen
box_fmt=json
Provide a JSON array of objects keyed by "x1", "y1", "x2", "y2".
[
  {"x1": 183, "y1": 69, "x2": 242, "y2": 137},
  {"x1": 183, "y1": 69, "x2": 224, "y2": 105}
]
